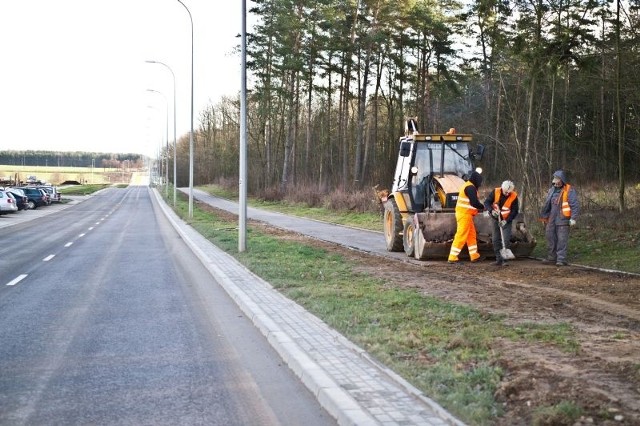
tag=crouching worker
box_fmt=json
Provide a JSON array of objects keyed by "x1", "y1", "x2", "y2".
[
  {"x1": 484, "y1": 180, "x2": 519, "y2": 266},
  {"x1": 448, "y1": 171, "x2": 485, "y2": 263}
]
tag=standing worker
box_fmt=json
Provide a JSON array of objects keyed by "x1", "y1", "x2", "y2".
[
  {"x1": 540, "y1": 170, "x2": 580, "y2": 266},
  {"x1": 484, "y1": 180, "x2": 519, "y2": 266},
  {"x1": 448, "y1": 171, "x2": 485, "y2": 264}
]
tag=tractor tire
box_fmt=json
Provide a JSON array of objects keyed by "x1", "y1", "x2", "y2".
[
  {"x1": 384, "y1": 199, "x2": 403, "y2": 252},
  {"x1": 403, "y1": 219, "x2": 415, "y2": 257}
]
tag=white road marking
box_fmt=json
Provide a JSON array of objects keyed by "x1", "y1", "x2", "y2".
[
  {"x1": 6, "y1": 274, "x2": 27, "y2": 286},
  {"x1": 79, "y1": 233, "x2": 86, "y2": 237},
  {"x1": 65, "y1": 242, "x2": 73, "y2": 247},
  {"x1": 88, "y1": 227, "x2": 94, "y2": 231},
  {"x1": 43, "y1": 255, "x2": 55, "y2": 262}
]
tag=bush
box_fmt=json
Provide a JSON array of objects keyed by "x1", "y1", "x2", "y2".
[
  {"x1": 251, "y1": 184, "x2": 380, "y2": 213},
  {"x1": 324, "y1": 188, "x2": 380, "y2": 213},
  {"x1": 285, "y1": 184, "x2": 324, "y2": 208},
  {"x1": 258, "y1": 186, "x2": 285, "y2": 202}
]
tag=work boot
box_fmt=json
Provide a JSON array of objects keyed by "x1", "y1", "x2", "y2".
[
  {"x1": 556, "y1": 261, "x2": 568, "y2": 266},
  {"x1": 542, "y1": 258, "x2": 556, "y2": 264},
  {"x1": 471, "y1": 256, "x2": 486, "y2": 263}
]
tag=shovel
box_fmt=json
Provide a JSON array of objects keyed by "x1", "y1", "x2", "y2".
[{"x1": 499, "y1": 223, "x2": 516, "y2": 260}]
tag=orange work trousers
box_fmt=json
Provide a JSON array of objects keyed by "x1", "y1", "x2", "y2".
[{"x1": 448, "y1": 212, "x2": 480, "y2": 262}]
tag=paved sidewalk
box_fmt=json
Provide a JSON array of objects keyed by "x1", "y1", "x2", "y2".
[{"x1": 165, "y1": 189, "x2": 463, "y2": 426}]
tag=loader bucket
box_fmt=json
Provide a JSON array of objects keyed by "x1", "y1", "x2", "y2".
[
  {"x1": 413, "y1": 211, "x2": 460, "y2": 260},
  {"x1": 413, "y1": 211, "x2": 536, "y2": 260}
]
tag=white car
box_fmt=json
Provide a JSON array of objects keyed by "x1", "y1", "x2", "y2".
[
  {"x1": 39, "y1": 185, "x2": 61, "y2": 203},
  {"x1": 0, "y1": 189, "x2": 19, "y2": 214}
]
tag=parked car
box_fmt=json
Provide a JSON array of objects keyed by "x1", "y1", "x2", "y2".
[
  {"x1": 0, "y1": 189, "x2": 19, "y2": 214},
  {"x1": 42, "y1": 189, "x2": 51, "y2": 205},
  {"x1": 38, "y1": 185, "x2": 61, "y2": 203},
  {"x1": 33, "y1": 187, "x2": 51, "y2": 205},
  {"x1": 16, "y1": 187, "x2": 48, "y2": 209},
  {"x1": 6, "y1": 188, "x2": 29, "y2": 210}
]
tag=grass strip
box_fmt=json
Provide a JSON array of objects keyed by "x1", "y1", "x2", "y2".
[{"x1": 58, "y1": 184, "x2": 111, "y2": 195}]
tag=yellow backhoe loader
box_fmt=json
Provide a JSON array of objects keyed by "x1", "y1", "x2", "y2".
[{"x1": 383, "y1": 119, "x2": 536, "y2": 260}]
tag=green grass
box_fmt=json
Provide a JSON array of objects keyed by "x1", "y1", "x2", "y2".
[
  {"x1": 165, "y1": 190, "x2": 581, "y2": 425},
  {"x1": 58, "y1": 184, "x2": 112, "y2": 195},
  {"x1": 529, "y1": 211, "x2": 640, "y2": 273},
  {"x1": 532, "y1": 401, "x2": 583, "y2": 425}
]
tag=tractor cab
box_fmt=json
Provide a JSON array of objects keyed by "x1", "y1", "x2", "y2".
[{"x1": 391, "y1": 129, "x2": 484, "y2": 214}]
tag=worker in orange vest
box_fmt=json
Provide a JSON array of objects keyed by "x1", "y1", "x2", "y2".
[
  {"x1": 448, "y1": 171, "x2": 485, "y2": 263},
  {"x1": 540, "y1": 170, "x2": 580, "y2": 266},
  {"x1": 484, "y1": 180, "x2": 519, "y2": 266}
]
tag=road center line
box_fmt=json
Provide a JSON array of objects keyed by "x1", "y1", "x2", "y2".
[
  {"x1": 6, "y1": 274, "x2": 27, "y2": 286},
  {"x1": 43, "y1": 255, "x2": 55, "y2": 262},
  {"x1": 65, "y1": 242, "x2": 73, "y2": 247}
]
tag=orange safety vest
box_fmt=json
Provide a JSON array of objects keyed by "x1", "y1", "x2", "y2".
[
  {"x1": 559, "y1": 184, "x2": 572, "y2": 218},
  {"x1": 456, "y1": 181, "x2": 479, "y2": 216},
  {"x1": 493, "y1": 188, "x2": 517, "y2": 220}
]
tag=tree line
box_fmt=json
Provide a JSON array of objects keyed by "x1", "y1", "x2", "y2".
[
  {"x1": 166, "y1": 0, "x2": 637, "y2": 214},
  {"x1": 0, "y1": 151, "x2": 144, "y2": 170}
]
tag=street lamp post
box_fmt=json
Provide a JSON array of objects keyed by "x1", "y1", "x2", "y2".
[
  {"x1": 146, "y1": 60, "x2": 177, "y2": 206},
  {"x1": 147, "y1": 89, "x2": 169, "y2": 196},
  {"x1": 239, "y1": 0, "x2": 247, "y2": 252},
  {"x1": 177, "y1": 0, "x2": 194, "y2": 218}
]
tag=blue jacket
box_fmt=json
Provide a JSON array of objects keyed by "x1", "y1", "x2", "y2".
[{"x1": 540, "y1": 170, "x2": 580, "y2": 225}]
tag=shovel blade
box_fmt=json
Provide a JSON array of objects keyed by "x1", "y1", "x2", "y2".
[{"x1": 500, "y1": 248, "x2": 516, "y2": 260}]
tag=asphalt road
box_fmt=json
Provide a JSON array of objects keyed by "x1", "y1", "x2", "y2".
[{"x1": 0, "y1": 187, "x2": 335, "y2": 425}]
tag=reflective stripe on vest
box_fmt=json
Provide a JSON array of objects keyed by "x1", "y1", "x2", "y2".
[
  {"x1": 561, "y1": 184, "x2": 572, "y2": 218},
  {"x1": 493, "y1": 188, "x2": 517, "y2": 220},
  {"x1": 456, "y1": 181, "x2": 478, "y2": 215}
]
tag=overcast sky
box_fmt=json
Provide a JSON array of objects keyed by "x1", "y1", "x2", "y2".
[{"x1": 0, "y1": 1, "x2": 251, "y2": 157}]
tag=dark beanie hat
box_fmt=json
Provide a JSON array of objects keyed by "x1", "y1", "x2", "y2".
[{"x1": 469, "y1": 171, "x2": 483, "y2": 188}]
